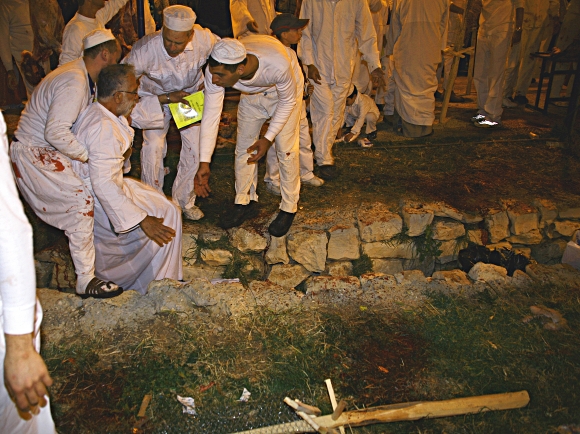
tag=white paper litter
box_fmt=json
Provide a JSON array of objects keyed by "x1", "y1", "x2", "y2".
[
  {"x1": 210, "y1": 278, "x2": 240, "y2": 285},
  {"x1": 238, "y1": 388, "x2": 251, "y2": 402},
  {"x1": 177, "y1": 395, "x2": 197, "y2": 415}
]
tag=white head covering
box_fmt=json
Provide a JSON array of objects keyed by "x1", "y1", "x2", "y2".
[
  {"x1": 211, "y1": 39, "x2": 247, "y2": 64},
  {"x1": 83, "y1": 29, "x2": 116, "y2": 50},
  {"x1": 163, "y1": 5, "x2": 196, "y2": 31}
]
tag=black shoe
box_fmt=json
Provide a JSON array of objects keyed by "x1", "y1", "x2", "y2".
[
  {"x1": 268, "y1": 211, "x2": 296, "y2": 237},
  {"x1": 514, "y1": 95, "x2": 528, "y2": 105},
  {"x1": 366, "y1": 131, "x2": 377, "y2": 140},
  {"x1": 435, "y1": 90, "x2": 443, "y2": 101},
  {"x1": 219, "y1": 202, "x2": 259, "y2": 229},
  {"x1": 449, "y1": 91, "x2": 466, "y2": 103},
  {"x1": 318, "y1": 165, "x2": 338, "y2": 180}
]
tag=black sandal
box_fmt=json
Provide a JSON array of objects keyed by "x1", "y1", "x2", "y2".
[{"x1": 78, "y1": 278, "x2": 123, "y2": 299}]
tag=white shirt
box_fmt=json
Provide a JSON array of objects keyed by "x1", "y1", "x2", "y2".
[
  {"x1": 122, "y1": 26, "x2": 219, "y2": 97},
  {"x1": 480, "y1": 0, "x2": 525, "y2": 34},
  {"x1": 522, "y1": 0, "x2": 560, "y2": 29},
  {"x1": 298, "y1": 0, "x2": 381, "y2": 85},
  {"x1": 0, "y1": 114, "x2": 36, "y2": 335},
  {"x1": 199, "y1": 35, "x2": 297, "y2": 162},
  {"x1": 344, "y1": 92, "x2": 380, "y2": 134},
  {"x1": 14, "y1": 58, "x2": 92, "y2": 162},
  {"x1": 230, "y1": 0, "x2": 276, "y2": 38}
]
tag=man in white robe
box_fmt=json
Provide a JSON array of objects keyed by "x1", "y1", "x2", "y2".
[
  {"x1": 230, "y1": 0, "x2": 276, "y2": 38},
  {"x1": 386, "y1": 0, "x2": 449, "y2": 138},
  {"x1": 72, "y1": 64, "x2": 183, "y2": 294},
  {"x1": 198, "y1": 37, "x2": 300, "y2": 237},
  {"x1": 121, "y1": 5, "x2": 219, "y2": 221},
  {"x1": 298, "y1": 0, "x2": 382, "y2": 180},
  {"x1": 11, "y1": 30, "x2": 123, "y2": 298}
]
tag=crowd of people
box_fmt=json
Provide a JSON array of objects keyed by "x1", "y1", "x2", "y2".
[{"x1": 1, "y1": 0, "x2": 579, "y2": 431}]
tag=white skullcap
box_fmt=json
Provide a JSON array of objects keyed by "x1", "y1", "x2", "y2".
[
  {"x1": 211, "y1": 38, "x2": 247, "y2": 64},
  {"x1": 83, "y1": 29, "x2": 116, "y2": 50},
  {"x1": 163, "y1": 5, "x2": 196, "y2": 31}
]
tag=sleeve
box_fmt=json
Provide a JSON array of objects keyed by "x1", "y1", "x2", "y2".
[
  {"x1": 0, "y1": 115, "x2": 36, "y2": 335},
  {"x1": 230, "y1": 0, "x2": 254, "y2": 38},
  {"x1": 198, "y1": 67, "x2": 225, "y2": 163},
  {"x1": 0, "y1": 5, "x2": 13, "y2": 71},
  {"x1": 263, "y1": 66, "x2": 297, "y2": 142},
  {"x1": 130, "y1": 95, "x2": 166, "y2": 130},
  {"x1": 44, "y1": 75, "x2": 90, "y2": 162},
  {"x1": 97, "y1": 0, "x2": 131, "y2": 25},
  {"x1": 356, "y1": 0, "x2": 382, "y2": 71},
  {"x1": 59, "y1": 24, "x2": 85, "y2": 66},
  {"x1": 297, "y1": 0, "x2": 315, "y2": 66},
  {"x1": 87, "y1": 120, "x2": 147, "y2": 232}
]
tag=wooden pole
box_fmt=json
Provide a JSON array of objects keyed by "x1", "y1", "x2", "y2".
[{"x1": 324, "y1": 379, "x2": 345, "y2": 434}]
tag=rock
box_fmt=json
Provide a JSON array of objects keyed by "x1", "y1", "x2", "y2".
[
  {"x1": 359, "y1": 273, "x2": 398, "y2": 291},
  {"x1": 510, "y1": 270, "x2": 533, "y2": 287},
  {"x1": 49, "y1": 261, "x2": 76, "y2": 290},
  {"x1": 468, "y1": 262, "x2": 507, "y2": 283},
  {"x1": 182, "y1": 233, "x2": 198, "y2": 265},
  {"x1": 559, "y1": 206, "x2": 580, "y2": 219},
  {"x1": 327, "y1": 261, "x2": 353, "y2": 277},
  {"x1": 287, "y1": 230, "x2": 328, "y2": 272},
  {"x1": 506, "y1": 229, "x2": 543, "y2": 245},
  {"x1": 35, "y1": 260, "x2": 53, "y2": 288},
  {"x1": 148, "y1": 283, "x2": 194, "y2": 312},
  {"x1": 242, "y1": 254, "x2": 265, "y2": 276},
  {"x1": 432, "y1": 219, "x2": 466, "y2": 241},
  {"x1": 372, "y1": 258, "x2": 404, "y2": 275},
  {"x1": 362, "y1": 241, "x2": 416, "y2": 259},
  {"x1": 424, "y1": 201, "x2": 483, "y2": 223},
  {"x1": 394, "y1": 269, "x2": 427, "y2": 286},
  {"x1": 487, "y1": 241, "x2": 513, "y2": 251},
  {"x1": 200, "y1": 249, "x2": 232, "y2": 266},
  {"x1": 199, "y1": 228, "x2": 228, "y2": 243},
  {"x1": 437, "y1": 239, "x2": 461, "y2": 264},
  {"x1": 305, "y1": 275, "x2": 361, "y2": 295},
  {"x1": 432, "y1": 269, "x2": 471, "y2": 285},
  {"x1": 402, "y1": 206, "x2": 434, "y2": 236},
  {"x1": 553, "y1": 220, "x2": 580, "y2": 237},
  {"x1": 485, "y1": 209, "x2": 510, "y2": 243},
  {"x1": 267, "y1": 264, "x2": 311, "y2": 289},
  {"x1": 531, "y1": 239, "x2": 568, "y2": 264},
  {"x1": 265, "y1": 235, "x2": 290, "y2": 265},
  {"x1": 357, "y1": 203, "x2": 403, "y2": 242},
  {"x1": 182, "y1": 264, "x2": 226, "y2": 280},
  {"x1": 512, "y1": 246, "x2": 532, "y2": 258},
  {"x1": 525, "y1": 263, "x2": 580, "y2": 288},
  {"x1": 327, "y1": 225, "x2": 360, "y2": 260},
  {"x1": 533, "y1": 199, "x2": 558, "y2": 227},
  {"x1": 467, "y1": 229, "x2": 485, "y2": 245},
  {"x1": 506, "y1": 203, "x2": 539, "y2": 235},
  {"x1": 403, "y1": 258, "x2": 435, "y2": 276},
  {"x1": 248, "y1": 281, "x2": 303, "y2": 312},
  {"x1": 230, "y1": 227, "x2": 267, "y2": 253}
]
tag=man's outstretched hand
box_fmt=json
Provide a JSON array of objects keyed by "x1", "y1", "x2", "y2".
[
  {"x1": 247, "y1": 138, "x2": 272, "y2": 163},
  {"x1": 194, "y1": 162, "x2": 211, "y2": 198},
  {"x1": 140, "y1": 216, "x2": 176, "y2": 246}
]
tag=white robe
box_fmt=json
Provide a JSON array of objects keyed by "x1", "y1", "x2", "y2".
[
  {"x1": 230, "y1": 0, "x2": 276, "y2": 38},
  {"x1": 344, "y1": 92, "x2": 380, "y2": 135},
  {"x1": 72, "y1": 102, "x2": 183, "y2": 294}
]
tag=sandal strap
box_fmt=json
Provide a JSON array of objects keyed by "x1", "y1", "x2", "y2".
[{"x1": 85, "y1": 279, "x2": 120, "y2": 296}]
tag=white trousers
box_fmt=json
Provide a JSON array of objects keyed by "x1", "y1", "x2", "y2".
[
  {"x1": 474, "y1": 29, "x2": 512, "y2": 122},
  {"x1": 93, "y1": 178, "x2": 183, "y2": 295},
  {"x1": 383, "y1": 56, "x2": 397, "y2": 115},
  {"x1": 141, "y1": 105, "x2": 201, "y2": 211},
  {"x1": 0, "y1": 300, "x2": 56, "y2": 434},
  {"x1": 236, "y1": 91, "x2": 300, "y2": 213},
  {"x1": 504, "y1": 38, "x2": 522, "y2": 99},
  {"x1": 345, "y1": 112, "x2": 378, "y2": 134},
  {"x1": 265, "y1": 103, "x2": 315, "y2": 184},
  {"x1": 11, "y1": 142, "x2": 95, "y2": 292},
  {"x1": 309, "y1": 79, "x2": 351, "y2": 166},
  {"x1": 513, "y1": 24, "x2": 549, "y2": 97}
]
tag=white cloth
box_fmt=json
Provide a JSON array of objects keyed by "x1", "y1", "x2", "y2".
[
  {"x1": 386, "y1": 0, "x2": 449, "y2": 127},
  {"x1": 0, "y1": 114, "x2": 55, "y2": 433},
  {"x1": 201, "y1": 35, "x2": 299, "y2": 212},
  {"x1": 11, "y1": 58, "x2": 96, "y2": 293},
  {"x1": 549, "y1": 0, "x2": 579, "y2": 98},
  {"x1": 72, "y1": 102, "x2": 183, "y2": 294},
  {"x1": 230, "y1": 0, "x2": 276, "y2": 38},
  {"x1": 122, "y1": 27, "x2": 219, "y2": 209},
  {"x1": 0, "y1": 0, "x2": 35, "y2": 97},
  {"x1": 344, "y1": 92, "x2": 380, "y2": 135},
  {"x1": 439, "y1": 0, "x2": 466, "y2": 90}
]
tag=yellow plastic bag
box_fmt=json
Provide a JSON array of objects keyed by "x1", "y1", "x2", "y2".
[{"x1": 168, "y1": 91, "x2": 204, "y2": 129}]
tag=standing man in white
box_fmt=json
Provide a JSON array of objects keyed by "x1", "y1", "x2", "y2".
[
  {"x1": 122, "y1": 5, "x2": 219, "y2": 221},
  {"x1": 230, "y1": 0, "x2": 277, "y2": 38}
]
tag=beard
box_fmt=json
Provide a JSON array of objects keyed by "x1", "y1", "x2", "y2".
[{"x1": 119, "y1": 99, "x2": 136, "y2": 118}]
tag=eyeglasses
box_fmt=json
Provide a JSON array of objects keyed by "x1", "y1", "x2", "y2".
[{"x1": 116, "y1": 90, "x2": 139, "y2": 95}]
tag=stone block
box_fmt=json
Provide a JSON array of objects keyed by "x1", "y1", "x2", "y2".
[
  {"x1": 511, "y1": 270, "x2": 533, "y2": 287},
  {"x1": 327, "y1": 261, "x2": 353, "y2": 277},
  {"x1": 268, "y1": 264, "x2": 311, "y2": 289},
  {"x1": 432, "y1": 269, "x2": 471, "y2": 285},
  {"x1": 265, "y1": 235, "x2": 289, "y2": 265},
  {"x1": 437, "y1": 239, "x2": 461, "y2": 264},
  {"x1": 402, "y1": 206, "x2": 434, "y2": 236},
  {"x1": 200, "y1": 249, "x2": 232, "y2": 266},
  {"x1": 395, "y1": 269, "x2": 427, "y2": 285},
  {"x1": 559, "y1": 207, "x2": 580, "y2": 219},
  {"x1": 287, "y1": 230, "x2": 328, "y2": 272},
  {"x1": 362, "y1": 241, "x2": 415, "y2": 259},
  {"x1": 372, "y1": 258, "x2": 404, "y2": 275},
  {"x1": 403, "y1": 258, "x2": 435, "y2": 276},
  {"x1": 242, "y1": 254, "x2": 265, "y2": 276},
  {"x1": 357, "y1": 203, "x2": 403, "y2": 242},
  {"x1": 230, "y1": 227, "x2": 267, "y2": 253},
  {"x1": 531, "y1": 239, "x2": 568, "y2": 264},
  {"x1": 553, "y1": 220, "x2": 580, "y2": 237},
  {"x1": 182, "y1": 233, "x2": 198, "y2": 265},
  {"x1": 432, "y1": 219, "x2": 465, "y2": 241},
  {"x1": 487, "y1": 241, "x2": 513, "y2": 251},
  {"x1": 424, "y1": 201, "x2": 483, "y2": 223},
  {"x1": 35, "y1": 260, "x2": 53, "y2": 288},
  {"x1": 305, "y1": 275, "x2": 361, "y2": 295},
  {"x1": 182, "y1": 264, "x2": 225, "y2": 281},
  {"x1": 468, "y1": 262, "x2": 507, "y2": 283},
  {"x1": 327, "y1": 225, "x2": 360, "y2": 260},
  {"x1": 49, "y1": 261, "x2": 76, "y2": 290},
  {"x1": 485, "y1": 209, "x2": 510, "y2": 243},
  {"x1": 506, "y1": 203, "x2": 539, "y2": 235},
  {"x1": 467, "y1": 229, "x2": 485, "y2": 245},
  {"x1": 506, "y1": 229, "x2": 543, "y2": 245},
  {"x1": 512, "y1": 245, "x2": 532, "y2": 258},
  {"x1": 533, "y1": 199, "x2": 558, "y2": 226},
  {"x1": 198, "y1": 228, "x2": 228, "y2": 243}
]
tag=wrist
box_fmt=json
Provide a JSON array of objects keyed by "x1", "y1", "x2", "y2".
[{"x1": 5, "y1": 333, "x2": 34, "y2": 352}]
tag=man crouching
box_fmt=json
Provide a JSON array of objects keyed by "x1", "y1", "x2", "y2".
[{"x1": 72, "y1": 64, "x2": 183, "y2": 294}]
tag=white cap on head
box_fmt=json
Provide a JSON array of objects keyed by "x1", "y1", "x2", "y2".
[
  {"x1": 83, "y1": 29, "x2": 116, "y2": 50},
  {"x1": 211, "y1": 38, "x2": 247, "y2": 64},
  {"x1": 163, "y1": 5, "x2": 196, "y2": 31}
]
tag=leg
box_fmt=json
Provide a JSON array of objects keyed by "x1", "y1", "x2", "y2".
[
  {"x1": 514, "y1": 25, "x2": 543, "y2": 98},
  {"x1": 273, "y1": 104, "x2": 300, "y2": 213},
  {"x1": 172, "y1": 124, "x2": 202, "y2": 217},
  {"x1": 474, "y1": 30, "x2": 492, "y2": 116},
  {"x1": 141, "y1": 108, "x2": 171, "y2": 194},
  {"x1": 483, "y1": 31, "x2": 511, "y2": 122},
  {"x1": 383, "y1": 56, "x2": 396, "y2": 116},
  {"x1": 365, "y1": 112, "x2": 378, "y2": 134},
  {"x1": 264, "y1": 142, "x2": 280, "y2": 187},
  {"x1": 298, "y1": 109, "x2": 315, "y2": 181},
  {"x1": 310, "y1": 81, "x2": 335, "y2": 165}
]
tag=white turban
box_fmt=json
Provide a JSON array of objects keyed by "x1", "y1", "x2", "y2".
[
  {"x1": 211, "y1": 38, "x2": 247, "y2": 64},
  {"x1": 83, "y1": 29, "x2": 116, "y2": 50},
  {"x1": 163, "y1": 5, "x2": 196, "y2": 32}
]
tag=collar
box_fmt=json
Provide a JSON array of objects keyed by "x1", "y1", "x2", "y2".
[
  {"x1": 74, "y1": 13, "x2": 97, "y2": 23},
  {"x1": 95, "y1": 102, "x2": 135, "y2": 138}
]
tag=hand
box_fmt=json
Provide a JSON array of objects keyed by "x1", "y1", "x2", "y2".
[
  {"x1": 4, "y1": 334, "x2": 53, "y2": 419},
  {"x1": 194, "y1": 162, "x2": 211, "y2": 198},
  {"x1": 306, "y1": 84, "x2": 314, "y2": 96},
  {"x1": 7, "y1": 70, "x2": 18, "y2": 90},
  {"x1": 344, "y1": 132, "x2": 355, "y2": 142},
  {"x1": 246, "y1": 137, "x2": 272, "y2": 163},
  {"x1": 140, "y1": 216, "x2": 176, "y2": 247},
  {"x1": 307, "y1": 65, "x2": 322, "y2": 85},
  {"x1": 551, "y1": 46, "x2": 562, "y2": 56},
  {"x1": 370, "y1": 67, "x2": 386, "y2": 92},
  {"x1": 160, "y1": 90, "x2": 189, "y2": 105},
  {"x1": 511, "y1": 29, "x2": 522, "y2": 46},
  {"x1": 247, "y1": 20, "x2": 259, "y2": 33}
]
